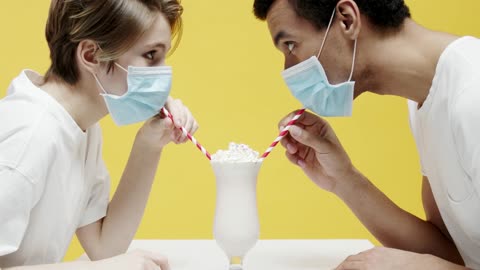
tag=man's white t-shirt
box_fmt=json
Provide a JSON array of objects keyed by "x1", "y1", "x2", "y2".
[
  {"x1": 0, "y1": 70, "x2": 110, "y2": 267},
  {"x1": 408, "y1": 36, "x2": 480, "y2": 268}
]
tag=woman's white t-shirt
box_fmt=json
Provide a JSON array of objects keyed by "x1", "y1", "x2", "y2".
[
  {"x1": 0, "y1": 70, "x2": 110, "y2": 267},
  {"x1": 408, "y1": 36, "x2": 480, "y2": 268}
]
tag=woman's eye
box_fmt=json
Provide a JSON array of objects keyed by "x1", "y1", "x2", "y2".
[{"x1": 144, "y1": 51, "x2": 156, "y2": 60}]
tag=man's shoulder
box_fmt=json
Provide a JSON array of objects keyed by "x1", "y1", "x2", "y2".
[
  {"x1": 443, "y1": 36, "x2": 480, "y2": 73},
  {"x1": 449, "y1": 76, "x2": 480, "y2": 147}
]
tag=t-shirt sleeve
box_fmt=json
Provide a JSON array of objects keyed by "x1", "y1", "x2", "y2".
[
  {"x1": 78, "y1": 158, "x2": 110, "y2": 228},
  {"x1": 0, "y1": 166, "x2": 35, "y2": 256},
  {"x1": 452, "y1": 85, "x2": 480, "y2": 193},
  {"x1": 78, "y1": 127, "x2": 111, "y2": 229},
  {"x1": 407, "y1": 100, "x2": 427, "y2": 176}
]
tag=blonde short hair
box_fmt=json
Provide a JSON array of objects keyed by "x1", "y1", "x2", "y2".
[{"x1": 45, "y1": 0, "x2": 183, "y2": 85}]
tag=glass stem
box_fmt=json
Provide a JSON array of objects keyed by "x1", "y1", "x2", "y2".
[{"x1": 229, "y1": 257, "x2": 243, "y2": 270}]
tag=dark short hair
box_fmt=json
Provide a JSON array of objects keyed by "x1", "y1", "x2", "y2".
[{"x1": 253, "y1": 0, "x2": 411, "y2": 30}]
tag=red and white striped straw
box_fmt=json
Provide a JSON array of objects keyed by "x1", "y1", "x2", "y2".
[
  {"x1": 161, "y1": 107, "x2": 212, "y2": 161},
  {"x1": 260, "y1": 108, "x2": 306, "y2": 161}
]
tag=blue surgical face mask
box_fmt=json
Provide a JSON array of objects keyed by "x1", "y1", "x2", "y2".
[
  {"x1": 282, "y1": 9, "x2": 357, "y2": 117},
  {"x1": 94, "y1": 63, "x2": 172, "y2": 126}
]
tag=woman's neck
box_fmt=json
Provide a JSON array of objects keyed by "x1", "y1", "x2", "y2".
[{"x1": 37, "y1": 74, "x2": 108, "y2": 131}]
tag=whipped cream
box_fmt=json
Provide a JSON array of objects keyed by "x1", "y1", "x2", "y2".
[{"x1": 211, "y1": 142, "x2": 261, "y2": 163}]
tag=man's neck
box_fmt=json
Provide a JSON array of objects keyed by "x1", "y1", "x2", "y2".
[{"x1": 363, "y1": 19, "x2": 459, "y2": 106}]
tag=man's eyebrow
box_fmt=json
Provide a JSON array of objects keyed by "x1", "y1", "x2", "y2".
[{"x1": 274, "y1": 30, "x2": 293, "y2": 47}]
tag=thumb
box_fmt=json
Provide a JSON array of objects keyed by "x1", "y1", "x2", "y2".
[
  {"x1": 164, "y1": 117, "x2": 175, "y2": 130},
  {"x1": 143, "y1": 252, "x2": 170, "y2": 270},
  {"x1": 153, "y1": 115, "x2": 174, "y2": 131},
  {"x1": 289, "y1": 125, "x2": 328, "y2": 152}
]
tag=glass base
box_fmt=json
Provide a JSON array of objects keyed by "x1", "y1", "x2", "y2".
[{"x1": 229, "y1": 264, "x2": 243, "y2": 270}]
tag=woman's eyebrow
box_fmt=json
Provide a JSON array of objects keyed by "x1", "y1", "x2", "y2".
[{"x1": 144, "y1": 42, "x2": 167, "y2": 49}]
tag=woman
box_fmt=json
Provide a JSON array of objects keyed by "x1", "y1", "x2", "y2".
[{"x1": 0, "y1": 0, "x2": 196, "y2": 269}]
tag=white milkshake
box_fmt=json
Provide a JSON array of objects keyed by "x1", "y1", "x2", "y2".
[{"x1": 211, "y1": 143, "x2": 262, "y2": 270}]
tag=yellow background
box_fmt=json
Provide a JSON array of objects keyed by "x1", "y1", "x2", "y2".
[{"x1": 0, "y1": 0, "x2": 479, "y2": 262}]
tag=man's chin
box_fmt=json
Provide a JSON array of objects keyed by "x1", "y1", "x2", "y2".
[{"x1": 353, "y1": 89, "x2": 366, "y2": 99}]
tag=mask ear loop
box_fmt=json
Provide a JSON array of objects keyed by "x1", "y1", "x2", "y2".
[
  {"x1": 114, "y1": 62, "x2": 128, "y2": 73},
  {"x1": 91, "y1": 45, "x2": 110, "y2": 95},
  {"x1": 348, "y1": 39, "x2": 357, "y2": 82},
  {"x1": 316, "y1": 8, "x2": 358, "y2": 82},
  {"x1": 93, "y1": 74, "x2": 109, "y2": 95},
  {"x1": 317, "y1": 8, "x2": 336, "y2": 59}
]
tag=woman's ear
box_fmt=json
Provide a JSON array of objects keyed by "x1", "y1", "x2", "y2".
[
  {"x1": 76, "y1": 40, "x2": 100, "y2": 74},
  {"x1": 336, "y1": 0, "x2": 362, "y2": 40}
]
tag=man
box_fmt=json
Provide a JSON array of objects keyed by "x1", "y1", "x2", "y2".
[{"x1": 253, "y1": 0, "x2": 480, "y2": 269}]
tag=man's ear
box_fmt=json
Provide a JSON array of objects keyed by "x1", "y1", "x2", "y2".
[
  {"x1": 76, "y1": 40, "x2": 100, "y2": 74},
  {"x1": 336, "y1": 0, "x2": 362, "y2": 40}
]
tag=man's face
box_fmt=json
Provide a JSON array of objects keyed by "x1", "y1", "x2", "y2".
[
  {"x1": 266, "y1": 0, "x2": 323, "y2": 69},
  {"x1": 266, "y1": 0, "x2": 353, "y2": 85}
]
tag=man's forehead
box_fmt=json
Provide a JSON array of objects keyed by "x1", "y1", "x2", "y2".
[
  {"x1": 266, "y1": 0, "x2": 297, "y2": 40},
  {"x1": 266, "y1": 0, "x2": 296, "y2": 27}
]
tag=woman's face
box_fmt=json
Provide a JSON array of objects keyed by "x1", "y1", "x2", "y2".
[{"x1": 96, "y1": 12, "x2": 172, "y2": 96}]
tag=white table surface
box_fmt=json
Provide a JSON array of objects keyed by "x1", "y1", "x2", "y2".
[{"x1": 128, "y1": 239, "x2": 374, "y2": 270}]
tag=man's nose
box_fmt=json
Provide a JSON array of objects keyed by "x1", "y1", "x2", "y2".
[{"x1": 284, "y1": 58, "x2": 295, "y2": 70}]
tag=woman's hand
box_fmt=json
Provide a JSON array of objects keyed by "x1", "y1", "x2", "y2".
[
  {"x1": 92, "y1": 250, "x2": 169, "y2": 270},
  {"x1": 137, "y1": 97, "x2": 199, "y2": 151}
]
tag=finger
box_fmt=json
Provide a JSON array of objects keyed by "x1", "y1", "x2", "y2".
[
  {"x1": 182, "y1": 109, "x2": 195, "y2": 143},
  {"x1": 176, "y1": 129, "x2": 187, "y2": 144},
  {"x1": 191, "y1": 120, "x2": 199, "y2": 135},
  {"x1": 142, "y1": 252, "x2": 170, "y2": 270},
  {"x1": 345, "y1": 254, "x2": 363, "y2": 261},
  {"x1": 288, "y1": 125, "x2": 331, "y2": 153},
  {"x1": 164, "y1": 116, "x2": 174, "y2": 130},
  {"x1": 170, "y1": 131, "x2": 178, "y2": 143},
  {"x1": 174, "y1": 100, "x2": 187, "y2": 129},
  {"x1": 281, "y1": 134, "x2": 301, "y2": 148},
  {"x1": 297, "y1": 143, "x2": 312, "y2": 161},
  {"x1": 286, "y1": 142, "x2": 299, "y2": 155},
  {"x1": 280, "y1": 133, "x2": 306, "y2": 157},
  {"x1": 286, "y1": 151, "x2": 305, "y2": 168},
  {"x1": 298, "y1": 110, "x2": 330, "y2": 127},
  {"x1": 279, "y1": 110, "x2": 329, "y2": 131},
  {"x1": 335, "y1": 260, "x2": 364, "y2": 270},
  {"x1": 280, "y1": 137, "x2": 299, "y2": 155},
  {"x1": 280, "y1": 135, "x2": 292, "y2": 148},
  {"x1": 173, "y1": 129, "x2": 184, "y2": 144},
  {"x1": 145, "y1": 259, "x2": 159, "y2": 270},
  {"x1": 151, "y1": 114, "x2": 174, "y2": 131},
  {"x1": 166, "y1": 99, "x2": 185, "y2": 128},
  {"x1": 278, "y1": 109, "x2": 307, "y2": 130}
]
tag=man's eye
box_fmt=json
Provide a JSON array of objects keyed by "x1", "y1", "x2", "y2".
[
  {"x1": 144, "y1": 51, "x2": 157, "y2": 60},
  {"x1": 285, "y1": 42, "x2": 295, "y2": 54}
]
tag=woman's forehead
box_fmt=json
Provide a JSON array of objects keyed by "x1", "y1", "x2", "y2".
[{"x1": 136, "y1": 13, "x2": 172, "y2": 48}]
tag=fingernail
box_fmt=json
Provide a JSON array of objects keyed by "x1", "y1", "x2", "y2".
[
  {"x1": 290, "y1": 126, "x2": 301, "y2": 137},
  {"x1": 280, "y1": 125, "x2": 285, "y2": 131},
  {"x1": 287, "y1": 143, "x2": 296, "y2": 154},
  {"x1": 298, "y1": 160, "x2": 306, "y2": 168}
]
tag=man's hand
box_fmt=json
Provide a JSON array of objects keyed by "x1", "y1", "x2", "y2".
[
  {"x1": 279, "y1": 110, "x2": 355, "y2": 193},
  {"x1": 335, "y1": 247, "x2": 468, "y2": 270}
]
